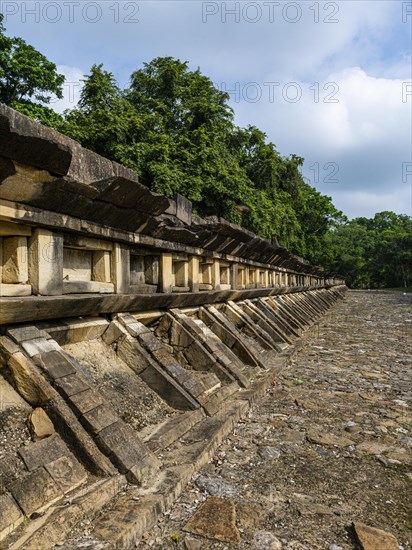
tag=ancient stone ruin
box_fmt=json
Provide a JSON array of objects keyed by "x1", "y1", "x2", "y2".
[{"x1": 0, "y1": 104, "x2": 346, "y2": 548}]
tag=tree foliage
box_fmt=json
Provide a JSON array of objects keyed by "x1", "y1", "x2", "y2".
[
  {"x1": 323, "y1": 212, "x2": 412, "y2": 288},
  {"x1": 61, "y1": 58, "x2": 344, "y2": 257},
  {"x1": 0, "y1": 14, "x2": 64, "y2": 114}
]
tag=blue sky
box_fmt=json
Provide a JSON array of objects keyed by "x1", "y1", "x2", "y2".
[{"x1": 2, "y1": 0, "x2": 411, "y2": 218}]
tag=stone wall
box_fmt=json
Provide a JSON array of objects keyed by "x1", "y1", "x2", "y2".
[
  {"x1": 0, "y1": 105, "x2": 346, "y2": 549},
  {"x1": 0, "y1": 104, "x2": 343, "y2": 325}
]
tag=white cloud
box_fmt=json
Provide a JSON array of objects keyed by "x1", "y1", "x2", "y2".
[
  {"x1": 332, "y1": 188, "x2": 412, "y2": 219},
  {"x1": 231, "y1": 65, "x2": 411, "y2": 216},
  {"x1": 50, "y1": 65, "x2": 84, "y2": 113}
]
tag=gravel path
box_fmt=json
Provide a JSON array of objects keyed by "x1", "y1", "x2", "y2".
[{"x1": 142, "y1": 291, "x2": 412, "y2": 550}]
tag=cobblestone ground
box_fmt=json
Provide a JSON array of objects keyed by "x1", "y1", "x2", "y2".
[{"x1": 140, "y1": 291, "x2": 412, "y2": 550}]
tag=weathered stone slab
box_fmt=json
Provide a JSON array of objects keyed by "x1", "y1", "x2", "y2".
[
  {"x1": 164, "y1": 362, "x2": 192, "y2": 384},
  {"x1": 152, "y1": 348, "x2": 177, "y2": 367},
  {"x1": 7, "y1": 325, "x2": 50, "y2": 343},
  {"x1": 81, "y1": 405, "x2": 119, "y2": 434},
  {"x1": 96, "y1": 421, "x2": 160, "y2": 479},
  {"x1": 62, "y1": 281, "x2": 114, "y2": 294},
  {"x1": 0, "y1": 283, "x2": 31, "y2": 296},
  {"x1": 7, "y1": 351, "x2": 54, "y2": 405},
  {"x1": 0, "y1": 375, "x2": 31, "y2": 411},
  {"x1": 145, "y1": 409, "x2": 205, "y2": 452},
  {"x1": 28, "y1": 229, "x2": 63, "y2": 296},
  {"x1": 353, "y1": 522, "x2": 399, "y2": 550},
  {"x1": 306, "y1": 429, "x2": 354, "y2": 447},
  {"x1": 116, "y1": 337, "x2": 148, "y2": 374},
  {"x1": 183, "y1": 496, "x2": 241, "y2": 543},
  {"x1": 102, "y1": 320, "x2": 125, "y2": 345},
  {"x1": 18, "y1": 434, "x2": 68, "y2": 471},
  {"x1": 54, "y1": 373, "x2": 90, "y2": 398},
  {"x1": 68, "y1": 389, "x2": 104, "y2": 416},
  {"x1": 0, "y1": 335, "x2": 20, "y2": 362},
  {"x1": 9, "y1": 467, "x2": 63, "y2": 516},
  {"x1": 90, "y1": 493, "x2": 164, "y2": 548},
  {"x1": 2, "y1": 236, "x2": 28, "y2": 283},
  {"x1": 0, "y1": 493, "x2": 24, "y2": 542},
  {"x1": 138, "y1": 331, "x2": 164, "y2": 352},
  {"x1": 32, "y1": 350, "x2": 77, "y2": 379},
  {"x1": 40, "y1": 317, "x2": 109, "y2": 345},
  {"x1": 139, "y1": 361, "x2": 200, "y2": 411},
  {"x1": 21, "y1": 338, "x2": 60, "y2": 357},
  {"x1": 0, "y1": 220, "x2": 31, "y2": 237},
  {"x1": 44, "y1": 455, "x2": 87, "y2": 494}
]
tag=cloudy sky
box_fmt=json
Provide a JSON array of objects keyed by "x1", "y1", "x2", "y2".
[{"x1": 3, "y1": 0, "x2": 412, "y2": 218}]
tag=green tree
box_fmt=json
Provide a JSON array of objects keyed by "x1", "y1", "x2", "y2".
[
  {"x1": 0, "y1": 13, "x2": 64, "y2": 116},
  {"x1": 62, "y1": 56, "x2": 346, "y2": 255},
  {"x1": 322, "y1": 212, "x2": 412, "y2": 288}
]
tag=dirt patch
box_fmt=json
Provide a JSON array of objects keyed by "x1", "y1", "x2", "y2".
[{"x1": 0, "y1": 405, "x2": 32, "y2": 493}]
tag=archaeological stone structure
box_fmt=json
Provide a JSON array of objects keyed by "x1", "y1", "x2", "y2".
[{"x1": 0, "y1": 104, "x2": 346, "y2": 548}]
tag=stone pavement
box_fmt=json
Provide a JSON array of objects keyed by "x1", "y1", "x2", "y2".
[{"x1": 134, "y1": 291, "x2": 411, "y2": 550}]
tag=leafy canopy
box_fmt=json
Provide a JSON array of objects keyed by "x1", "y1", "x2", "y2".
[
  {"x1": 61, "y1": 58, "x2": 344, "y2": 258},
  {"x1": 0, "y1": 13, "x2": 64, "y2": 113}
]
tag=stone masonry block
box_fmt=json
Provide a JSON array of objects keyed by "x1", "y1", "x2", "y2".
[
  {"x1": 29, "y1": 229, "x2": 63, "y2": 295},
  {"x1": 8, "y1": 351, "x2": 55, "y2": 405},
  {"x1": 7, "y1": 325, "x2": 50, "y2": 343},
  {"x1": 54, "y1": 373, "x2": 91, "y2": 398},
  {"x1": 18, "y1": 433, "x2": 68, "y2": 471},
  {"x1": 32, "y1": 350, "x2": 77, "y2": 380},
  {"x1": 81, "y1": 405, "x2": 119, "y2": 434},
  {"x1": 21, "y1": 338, "x2": 60, "y2": 357},
  {"x1": 111, "y1": 243, "x2": 129, "y2": 293},
  {"x1": 102, "y1": 320, "x2": 125, "y2": 345},
  {"x1": 0, "y1": 493, "x2": 24, "y2": 542},
  {"x1": 9, "y1": 467, "x2": 63, "y2": 516},
  {"x1": 92, "y1": 250, "x2": 111, "y2": 283},
  {"x1": 0, "y1": 283, "x2": 31, "y2": 296},
  {"x1": 44, "y1": 455, "x2": 87, "y2": 495},
  {"x1": 138, "y1": 332, "x2": 164, "y2": 352},
  {"x1": 96, "y1": 421, "x2": 160, "y2": 477},
  {"x1": 160, "y1": 253, "x2": 173, "y2": 294},
  {"x1": 68, "y1": 389, "x2": 104, "y2": 417}
]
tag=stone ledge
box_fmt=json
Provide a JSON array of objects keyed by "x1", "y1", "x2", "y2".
[{"x1": 7, "y1": 476, "x2": 127, "y2": 550}]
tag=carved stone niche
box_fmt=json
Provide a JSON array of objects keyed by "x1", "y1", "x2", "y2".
[
  {"x1": 172, "y1": 253, "x2": 189, "y2": 293},
  {"x1": 218, "y1": 261, "x2": 231, "y2": 291},
  {"x1": 199, "y1": 258, "x2": 213, "y2": 291},
  {"x1": 0, "y1": 222, "x2": 32, "y2": 297},
  {"x1": 129, "y1": 250, "x2": 159, "y2": 294},
  {"x1": 62, "y1": 235, "x2": 114, "y2": 294}
]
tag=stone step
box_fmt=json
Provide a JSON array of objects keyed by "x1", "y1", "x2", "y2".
[
  {"x1": 28, "y1": 337, "x2": 161, "y2": 485},
  {"x1": 197, "y1": 381, "x2": 239, "y2": 416},
  {"x1": 168, "y1": 310, "x2": 250, "y2": 388},
  {"x1": 119, "y1": 315, "x2": 239, "y2": 412},
  {"x1": 142, "y1": 409, "x2": 206, "y2": 452}
]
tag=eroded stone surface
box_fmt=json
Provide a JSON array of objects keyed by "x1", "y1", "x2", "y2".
[
  {"x1": 184, "y1": 496, "x2": 240, "y2": 543},
  {"x1": 353, "y1": 522, "x2": 399, "y2": 550},
  {"x1": 29, "y1": 407, "x2": 55, "y2": 440},
  {"x1": 44, "y1": 455, "x2": 87, "y2": 494},
  {"x1": 18, "y1": 433, "x2": 67, "y2": 471},
  {"x1": 8, "y1": 467, "x2": 62, "y2": 516}
]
